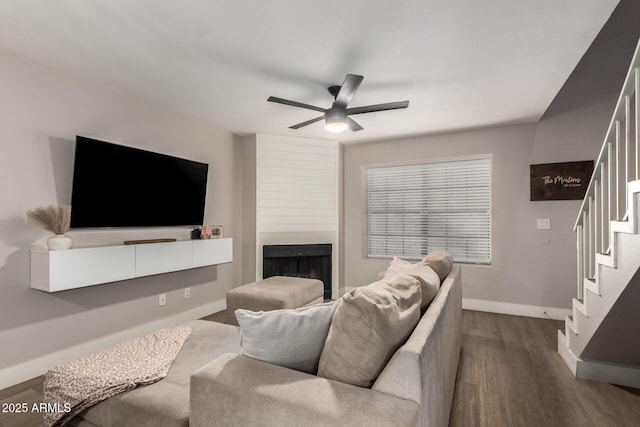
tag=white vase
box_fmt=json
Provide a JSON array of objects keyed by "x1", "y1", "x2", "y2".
[{"x1": 47, "y1": 235, "x2": 73, "y2": 250}]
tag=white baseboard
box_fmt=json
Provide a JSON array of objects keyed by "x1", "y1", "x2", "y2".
[
  {"x1": 577, "y1": 360, "x2": 640, "y2": 388},
  {"x1": 341, "y1": 292, "x2": 571, "y2": 321},
  {"x1": 557, "y1": 330, "x2": 578, "y2": 375},
  {"x1": 462, "y1": 298, "x2": 571, "y2": 320},
  {"x1": 576, "y1": 359, "x2": 640, "y2": 388},
  {"x1": 557, "y1": 314, "x2": 640, "y2": 388},
  {"x1": 0, "y1": 299, "x2": 226, "y2": 390}
]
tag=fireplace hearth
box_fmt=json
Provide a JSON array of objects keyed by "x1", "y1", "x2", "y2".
[{"x1": 263, "y1": 244, "x2": 331, "y2": 299}]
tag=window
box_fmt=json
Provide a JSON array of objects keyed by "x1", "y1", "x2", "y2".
[{"x1": 367, "y1": 156, "x2": 491, "y2": 264}]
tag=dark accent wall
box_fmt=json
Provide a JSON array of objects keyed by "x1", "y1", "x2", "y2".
[{"x1": 542, "y1": 0, "x2": 640, "y2": 119}]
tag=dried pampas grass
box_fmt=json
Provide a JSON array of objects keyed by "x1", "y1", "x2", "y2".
[{"x1": 27, "y1": 205, "x2": 71, "y2": 235}]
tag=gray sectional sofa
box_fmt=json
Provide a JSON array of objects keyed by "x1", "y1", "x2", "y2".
[{"x1": 69, "y1": 264, "x2": 462, "y2": 427}]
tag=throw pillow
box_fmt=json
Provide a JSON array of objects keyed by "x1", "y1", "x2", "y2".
[
  {"x1": 317, "y1": 275, "x2": 421, "y2": 388},
  {"x1": 383, "y1": 264, "x2": 440, "y2": 309},
  {"x1": 420, "y1": 251, "x2": 454, "y2": 281},
  {"x1": 385, "y1": 256, "x2": 415, "y2": 275},
  {"x1": 235, "y1": 300, "x2": 340, "y2": 374}
]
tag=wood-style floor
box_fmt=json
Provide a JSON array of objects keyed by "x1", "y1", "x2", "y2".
[
  {"x1": 450, "y1": 310, "x2": 640, "y2": 427},
  {"x1": 1, "y1": 310, "x2": 639, "y2": 427}
]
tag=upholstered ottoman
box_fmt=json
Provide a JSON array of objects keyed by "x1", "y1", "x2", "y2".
[{"x1": 226, "y1": 276, "x2": 324, "y2": 325}]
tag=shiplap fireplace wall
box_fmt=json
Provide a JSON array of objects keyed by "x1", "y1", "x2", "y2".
[{"x1": 239, "y1": 134, "x2": 341, "y2": 298}]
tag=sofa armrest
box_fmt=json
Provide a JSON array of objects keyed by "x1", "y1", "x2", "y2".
[{"x1": 190, "y1": 353, "x2": 420, "y2": 427}]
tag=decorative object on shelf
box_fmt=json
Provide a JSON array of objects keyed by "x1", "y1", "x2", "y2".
[
  {"x1": 200, "y1": 225, "x2": 211, "y2": 240},
  {"x1": 27, "y1": 205, "x2": 73, "y2": 250},
  {"x1": 191, "y1": 228, "x2": 201, "y2": 239},
  {"x1": 46, "y1": 235, "x2": 73, "y2": 250},
  {"x1": 211, "y1": 225, "x2": 223, "y2": 239},
  {"x1": 530, "y1": 161, "x2": 594, "y2": 201},
  {"x1": 123, "y1": 238, "x2": 177, "y2": 245}
]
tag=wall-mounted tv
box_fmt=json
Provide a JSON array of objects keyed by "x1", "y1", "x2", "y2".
[{"x1": 70, "y1": 136, "x2": 209, "y2": 228}]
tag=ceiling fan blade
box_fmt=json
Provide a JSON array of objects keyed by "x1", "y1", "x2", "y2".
[
  {"x1": 347, "y1": 117, "x2": 363, "y2": 132},
  {"x1": 334, "y1": 74, "x2": 363, "y2": 107},
  {"x1": 347, "y1": 100, "x2": 409, "y2": 116},
  {"x1": 268, "y1": 96, "x2": 326, "y2": 113},
  {"x1": 289, "y1": 115, "x2": 325, "y2": 129}
]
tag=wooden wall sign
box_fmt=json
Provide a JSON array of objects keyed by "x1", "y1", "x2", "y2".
[{"x1": 530, "y1": 161, "x2": 594, "y2": 201}]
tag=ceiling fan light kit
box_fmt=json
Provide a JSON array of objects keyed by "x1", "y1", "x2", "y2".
[
  {"x1": 268, "y1": 74, "x2": 409, "y2": 133},
  {"x1": 324, "y1": 107, "x2": 348, "y2": 133}
]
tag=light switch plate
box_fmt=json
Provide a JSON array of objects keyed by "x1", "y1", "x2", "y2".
[
  {"x1": 159, "y1": 293, "x2": 167, "y2": 306},
  {"x1": 537, "y1": 219, "x2": 551, "y2": 230}
]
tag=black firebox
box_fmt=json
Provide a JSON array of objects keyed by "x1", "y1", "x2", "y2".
[{"x1": 263, "y1": 244, "x2": 332, "y2": 299}]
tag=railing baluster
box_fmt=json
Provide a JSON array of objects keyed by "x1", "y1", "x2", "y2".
[
  {"x1": 587, "y1": 196, "x2": 595, "y2": 278},
  {"x1": 615, "y1": 120, "x2": 621, "y2": 220},
  {"x1": 583, "y1": 211, "x2": 589, "y2": 281},
  {"x1": 633, "y1": 67, "x2": 640, "y2": 179},
  {"x1": 608, "y1": 142, "x2": 614, "y2": 224},
  {"x1": 600, "y1": 164, "x2": 607, "y2": 253},
  {"x1": 593, "y1": 181, "x2": 602, "y2": 254},
  {"x1": 625, "y1": 96, "x2": 631, "y2": 214},
  {"x1": 577, "y1": 224, "x2": 584, "y2": 299}
]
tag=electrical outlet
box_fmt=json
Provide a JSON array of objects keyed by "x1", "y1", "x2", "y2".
[
  {"x1": 537, "y1": 219, "x2": 551, "y2": 230},
  {"x1": 159, "y1": 293, "x2": 167, "y2": 306},
  {"x1": 184, "y1": 287, "x2": 191, "y2": 299}
]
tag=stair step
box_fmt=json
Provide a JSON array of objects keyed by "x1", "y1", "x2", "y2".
[
  {"x1": 584, "y1": 277, "x2": 600, "y2": 296},
  {"x1": 596, "y1": 252, "x2": 615, "y2": 268},
  {"x1": 565, "y1": 315, "x2": 577, "y2": 334},
  {"x1": 611, "y1": 219, "x2": 634, "y2": 234},
  {"x1": 573, "y1": 298, "x2": 587, "y2": 317},
  {"x1": 557, "y1": 330, "x2": 578, "y2": 375},
  {"x1": 558, "y1": 329, "x2": 569, "y2": 348}
]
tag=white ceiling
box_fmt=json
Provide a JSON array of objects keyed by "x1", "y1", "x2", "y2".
[{"x1": 0, "y1": 1, "x2": 619, "y2": 144}]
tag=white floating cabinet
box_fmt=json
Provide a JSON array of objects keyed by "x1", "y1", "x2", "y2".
[
  {"x1": 192, "y1": 238, "x2": 233, "y2": 267},
  {"x1": 135, "y1": 240, "x2": 193, "y2": 277},
  {"x1": 31, "y1": 245, "x2": 136, "y2": 292},
  {"x1": 30, "y1": 238, "x2": 233, "y2": 292}
]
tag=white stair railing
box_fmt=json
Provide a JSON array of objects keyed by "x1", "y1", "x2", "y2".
[{"x1": 574, "y1": 39, "x2": 640, "y2": 299}]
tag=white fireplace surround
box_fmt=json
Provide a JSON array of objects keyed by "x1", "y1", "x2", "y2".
[{"x1": 246, "y1": 134, "x2": 341, "y2": 298}]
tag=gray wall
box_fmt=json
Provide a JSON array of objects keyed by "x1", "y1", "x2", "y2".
[
  {"x1": 343, "y1": 95, "x2": 617, "y2": 311},
  {"x1": 237, "y1": 134, "x2": 257, "y2": 285},
  {"x1": 0, "y1": 47, "x2": 241, "y2": 383}
]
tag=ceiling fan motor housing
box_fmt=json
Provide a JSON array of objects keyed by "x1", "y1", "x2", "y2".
[
  {"x1": 328, "y1": 85, "x2": 342, "y2": 99},
  {"x1": 326, "y1": 105, "x2": 346, "y2": 121},
  {"x1": 325, "y1": 105, "x2": 348, "y2": 131}
]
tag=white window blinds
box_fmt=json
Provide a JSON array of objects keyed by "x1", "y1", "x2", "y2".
[{"x1": 367, "y1": 157, "x2": 491, "y2": 264}]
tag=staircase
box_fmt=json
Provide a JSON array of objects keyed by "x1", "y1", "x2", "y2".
[{"x1": 558, "y1": 37, "x2": 640, "y2": 388}]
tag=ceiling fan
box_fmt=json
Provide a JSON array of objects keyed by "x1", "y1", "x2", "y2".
[{"x1": 267, "y1": 74, "x2": 409, "y2": 133}]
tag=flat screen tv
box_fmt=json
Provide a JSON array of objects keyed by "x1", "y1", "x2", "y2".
[{"x1": 70, "y1": 136, "x2": 209, "y2": 228}]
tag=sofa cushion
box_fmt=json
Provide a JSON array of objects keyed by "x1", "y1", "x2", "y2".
[
  {"x1": 236, "y1": 300, "x2": 340, "y2": 374},
  {"x1": 421, "y1": 251, "x2": 454, "y2": 281},
  {"x1": 317, "y1": 275, "x2": 421, "y2": 388},
  {"x1": 383, "y1": 262, "x2": 440, "y2": 309},
  {"x1": 76, "y1": 320, "x2": 240, "y2": 427},
  {"x1": 377, "y1": 256, "x2": 417, "y2": 280},
  {"x1": 386, "y1": 256, "x2": 414, "y2": 274}
]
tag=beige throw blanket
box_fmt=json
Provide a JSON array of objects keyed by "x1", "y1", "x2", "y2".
[{"x1": 43, "y1": 326, "x2": 192, "y2": 427}]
